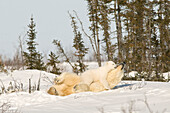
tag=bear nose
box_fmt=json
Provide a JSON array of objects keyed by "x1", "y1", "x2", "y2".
[
  {"x1": 73, "y1": 85, "x2": 77, "y2": 89},
  {"x1": 120, "y1": 62, "x2": 126, "y2": 65},
  {"x1": 119, "y1": 62, "x2": 126, "y2": 70}
]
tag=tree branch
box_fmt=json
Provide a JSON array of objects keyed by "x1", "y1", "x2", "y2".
[{"x1": 73, "y1": 10, "x2": 97, "y2": 55}]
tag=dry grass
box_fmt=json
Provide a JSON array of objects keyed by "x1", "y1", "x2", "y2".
[{"x1": 121, "y1": 95, "x2": 167, "y2": 113}]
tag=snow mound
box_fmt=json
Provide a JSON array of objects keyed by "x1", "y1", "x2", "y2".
[
  {"x1": 0, "y1": 70, "x2": 170, "y2": 113},
  {"x1": 0, "y1": 70, "x2": 57, "y2": 92},
  {"x1": 162, "y1": 72, "x2": 170, "y2": 80},
  {"x1": 128, "y1": 71, "x2": 138, "y2": 77}
]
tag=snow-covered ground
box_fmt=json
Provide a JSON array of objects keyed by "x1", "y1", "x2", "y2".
[{"x1": 0, "y1": 69, "x2": 170, "y2": 113}]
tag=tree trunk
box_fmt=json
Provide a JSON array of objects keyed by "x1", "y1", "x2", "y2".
[
  {"x1": 29, "y1": 79, "x2": 31, "y2": 93},
  {"x1": 114, "y1": 0, "x2": 123, "y2": 63}
]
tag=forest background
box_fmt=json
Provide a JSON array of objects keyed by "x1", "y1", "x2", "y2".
[{"x1": 0, "y1": 0, "x2": 169, "y2": 81}]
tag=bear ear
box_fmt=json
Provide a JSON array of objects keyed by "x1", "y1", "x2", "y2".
[
  {"x1": 106, "y1": 61, "x2": 111, "y2": 65},
  {"x1": 106, "y1": 62, "x2": 109, "y2": 65},
  {"x1": 107, "y1": 61, "x2": 115, "y2": 65}
]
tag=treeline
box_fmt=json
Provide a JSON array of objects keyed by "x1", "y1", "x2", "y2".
[
  {"x1": 0, "y1": 16, "x2": 89, "y2": 75},
  {"x1": 0, "y1": 0, "x2": 169, "y2": 80},
  {"x1": 81, "y1": 0, "x2": 169, "y2": 76}
]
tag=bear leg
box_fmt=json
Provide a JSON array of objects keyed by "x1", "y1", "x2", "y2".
[{"x1": 100, "y1": 78, "x2": 110, "y2": 90}]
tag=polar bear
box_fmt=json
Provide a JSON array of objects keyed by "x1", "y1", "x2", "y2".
[
  {"x1": 47, "y1": 61, "x2": 125, "y2": 96},
  {"x1": 80, "y1": 61, "x2": 116, "y2": 90},
  {"x1": 90, "y1": 62, "x2": 125, "y2": 92},
  {"x1": 54, "y1": 72, "x2": 80, "y2": 86},
  {"x1": 74, "y1": 62, "x2": 125, "y2": 92},
  {"x1": 47, "y1": 72, "x2": 80, "y2": 96}
]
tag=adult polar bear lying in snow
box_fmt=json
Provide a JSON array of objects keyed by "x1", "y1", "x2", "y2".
[
  {"x1": 74, "y1": 62, "x2": 125, "y2": 93},
  {"x1": 47, "y1": 61, "x2": 125, "y2": 96},
  {"x1": 47, "y1": 72, "x2": 80, "y2": 96},
  {"x1": 80, "y1": 61, "x2": 116, "y2": 90}
]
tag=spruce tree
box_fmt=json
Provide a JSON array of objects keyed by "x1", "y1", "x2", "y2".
[
  {"x1": 69, "y1": 12, "x2": 88, "y2": 73},
  {"x1": 35, "y1": 52, "x2": 46, "y2": 71},
  {"x1": 53, "y1": 40, "x2": 78, "y2": 73},
  {"x1": 100, "y1": 0, "x2": 114, "y2": 61},
  {"x1": 113, "y1": 0, "x2": 125, "y2": 62},
  {"x1": 157, "y1": 0, "x2": 170, "y2": 73},
  {"x1": 0, "y1": 57, "x2": 3, "y2": 71},
  {"x1": 24, "y1": 16, "x2": 45, "y2": 70},
  {"x1": 73, "y1": 31, "x2": 88, "y2": 73},
  {"x1": 85, "y1": 0, "x2": 102, "y2": 66},
  {"x1": 0, "y1": 58, "x2": 2, "y2": 67},
  {"x1": 47, "y1": 52, "x2": 61, "y2": 75}
]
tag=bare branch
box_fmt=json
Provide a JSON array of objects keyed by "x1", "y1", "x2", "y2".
[
  {"x1": 53, "y1": 40, "x2": 77, "y2": 72},
  {"x1": 73, "y1": 10, "x2": 97, "y2": 55}
]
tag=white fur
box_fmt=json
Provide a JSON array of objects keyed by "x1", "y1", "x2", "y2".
[{"x1": 80, "y1": 61, "x2": 116, "y2": 89}]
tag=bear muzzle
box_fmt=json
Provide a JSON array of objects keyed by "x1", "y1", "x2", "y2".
[{"x1": 116, "y1": 62, "x2": 126, "y2": 70}]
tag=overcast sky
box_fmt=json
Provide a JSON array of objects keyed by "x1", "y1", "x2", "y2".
[{"x1": 0, "y1": 0, "x2": 89, "y2": 58}]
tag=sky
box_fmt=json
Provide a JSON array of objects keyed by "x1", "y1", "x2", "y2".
[{"x1": 0, "y1": 0, "x2": 89, "y2": 58}]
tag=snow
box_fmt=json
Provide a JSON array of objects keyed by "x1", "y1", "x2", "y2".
[
  {"x1": 128, "y1": 71, "x2": 138, "y2": 77},
  {"x1": 161, "y1": 72, "x2": 170, "y2": 80},
  {"x1": 127, "y1": 71, "x2": 170, "y2": 81},
  {"x1": 0, "y1": 70, "x2": 56, "y2": 93},
  {"x1": 59, "y1": 62, "x2": 104, "y2": 73},
  {"x1": 0, "y1": 66, "x2": 170, "y2": 113}
]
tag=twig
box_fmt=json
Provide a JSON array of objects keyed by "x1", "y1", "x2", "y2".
[
  {"x1": 29, "y1": 79, "x2": 31, "y2": 93},
  {"x1": 73, "y1": 10, "x2": 97, "y2": 56},
  {"x1": 121, "y1": 100, "x2": 135, "y2": 113},
  {"x1": 0, "y1": 79, "x2": 6, "y2": 94},
  {"x1": 53, "y1": 40, "x2": 77, "y2": 72},
  {"x1": 42, "y1": 73, "x2": 53, "y2": 84},
  {"x1": 0, "y1": 79, "x2": 5, "y2": 89},
  {"x1": 97, "y1": 106, "x2": 105, "y2": 113},
  {"x1": 138, "y1": 95, "x2": 153, "y2": 113},
  {"x1": 37, "y1": 72, "x2": 41, "y2": 91}
]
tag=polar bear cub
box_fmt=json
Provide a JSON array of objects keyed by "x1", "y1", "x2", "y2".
[{"x1": 80, "y1": 61, "x2": 116, "y2": 90}]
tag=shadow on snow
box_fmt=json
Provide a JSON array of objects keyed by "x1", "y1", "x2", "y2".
[{"x1": 113, "y1": 83, "x2": 135, "y2": 89}]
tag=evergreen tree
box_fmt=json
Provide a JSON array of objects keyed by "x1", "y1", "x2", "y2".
[
  {"x1": 73, "y1": 31, "x2": 88, "y2": 73},
  {"x1": 81, "y1": 0, "x2": 169, "y2": 81},
  {"x1": 0, "y1": 57, "x2": 2, "y2": 67},
  {"x1": 113, "y1": 0, "x2": 125, "y2": 62},
  {"x1": 0, "y1": 57, "x2": 3, "y2": 71},
  {"x1": 86, "y1": 0, "x2": 102, "y2": 66},
  {"x1": 157, "y1": 0, "x2": 170, "y2": 73},
  {"x1": 122, "y1": 0, "x2": 147, "y2": 72},
  {"x1": 69, "y1": 12, "x2": 88, "y2": 73},
  {"x1": 47, "y1": 52, "x2": 61, "y2": 75},
  {"x1": 24, "y1": 16, "x2": 45, "y2": 70},
  {"x1": 53, "y1": 40, "x2": 78, "y2": 73},
  {"x1": 35, "y1": 52, "x2": 46, "y2": 71},
  {"x1": 100, "y1": 0, "x2": 114, "y2": 61}
]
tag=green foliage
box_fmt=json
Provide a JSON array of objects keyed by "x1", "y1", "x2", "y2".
[
  {"x1": 52, "y1": 40, "x2": 69, "y2": 63},
  {"x1": 19, "y1": 0, "x2": 169, "y2": 82},
  {"x1": 84, "y1": 0, "x2": 169, "y2": 81},
  {"x1": 35, "y1": 52, "x2": 46, "y2": 71},
  {"x1": 0, "y1": 58, "x2": 6, "y2": 73},
  {"x1": 73, "y1": 31, "x2": 88, "y2": 73},
  {"x1": 0, "y1": 58, "x2": 2, "y2": 69},
  {"x1": 69, "y1": 12, "x2": 89, "y2": 73},
  {"x1": 85, "y1": 0, "x2": 102, "y2": 66},
  {"x1": 99, "y1": 0, "x2": 115, "y2": 61},
  {"x1": 53, "y1": 40, "x2": 78, "y2": 73},
  {"x1": 24, "y1": 16, "x2": 45, "y2": 70},
  {"x1": 121, "y1": 0, "x2": 169, "y2": 77},
  {"x1": 47, "y1": 52, "x2": 61, "y2": 75}
]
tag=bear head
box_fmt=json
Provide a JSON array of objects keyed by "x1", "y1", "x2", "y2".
[{"x1": 105, "y1": 61, "x2": 117, "y2": 70}]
